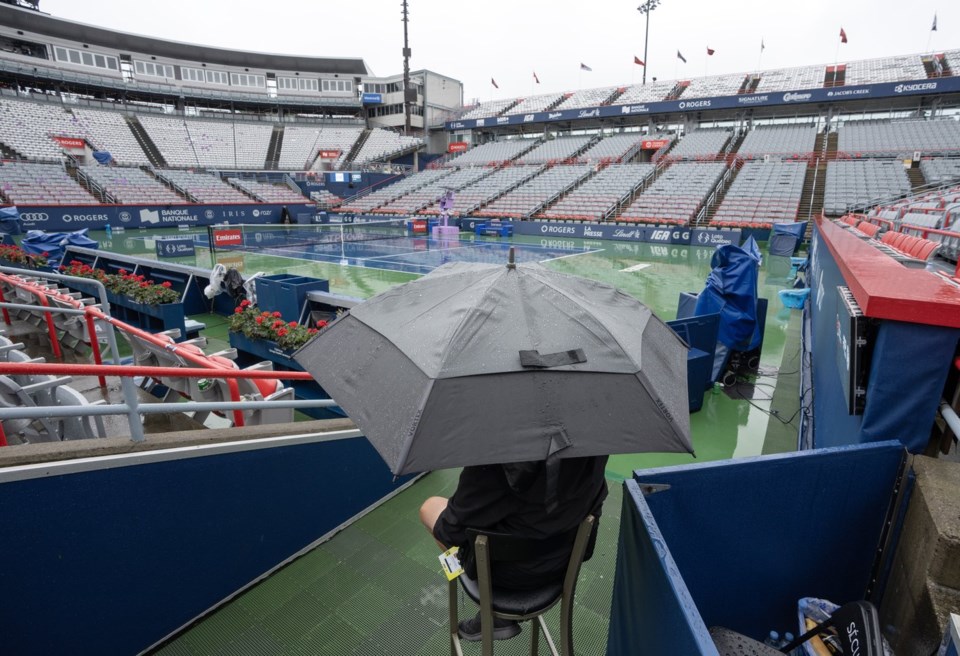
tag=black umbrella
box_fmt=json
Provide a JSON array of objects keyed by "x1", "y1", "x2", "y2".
[{"x1": 294, "y1": 251, "x2": 692, "y2": 476}]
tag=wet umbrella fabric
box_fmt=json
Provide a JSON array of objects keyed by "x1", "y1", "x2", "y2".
[{"x1": 294, "y1": 260, "x2": 692, "y2": 476}]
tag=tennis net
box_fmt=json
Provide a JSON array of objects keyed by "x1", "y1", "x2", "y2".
[{"x1": 208, "y1": 219, "x2": 410, "y2": 255}]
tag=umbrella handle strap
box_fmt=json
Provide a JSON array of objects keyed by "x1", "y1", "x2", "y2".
[{"x1": 519, "y1": 349, "x2": 587, "y2": 369}]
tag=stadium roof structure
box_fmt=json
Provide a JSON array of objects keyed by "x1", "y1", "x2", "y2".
[{"x1": 0, "y1": 4, "x2": 371, "y2": 76}]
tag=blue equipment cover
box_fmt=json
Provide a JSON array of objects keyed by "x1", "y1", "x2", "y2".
[
  {"x1": 772, "y1": 221, "x2": 808, "y2": 240},
  {"x1": 0, "y1": 206, "x2": 21, "y2": 235},
  {"x1": 92, "y1": 151, "x2": 113, "y2": 165},
  {"x1": 694, "y1": 243, "x2": 761, "y2": 352},
  {"x1": 21, "y1": 229, "x2": 98, "y2": 268}
]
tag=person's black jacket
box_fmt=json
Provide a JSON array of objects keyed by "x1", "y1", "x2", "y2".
[{"x1": 433, "y1": 456, "x2": 608, "y2": 589}]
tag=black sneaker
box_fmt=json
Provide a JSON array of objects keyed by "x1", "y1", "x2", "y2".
[{"x1": 457, "y1": 612, "x2": 522, "y2": 642}]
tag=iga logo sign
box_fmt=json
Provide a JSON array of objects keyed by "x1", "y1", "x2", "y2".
[{"x1": 19, "y1": 212, "x2": 49, "y2": 223}]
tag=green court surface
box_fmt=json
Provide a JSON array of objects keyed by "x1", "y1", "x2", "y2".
[{"x1": 135, "y1": 224, "x2": 804, "y2": 654}]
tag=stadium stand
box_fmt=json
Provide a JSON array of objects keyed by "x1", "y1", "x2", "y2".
[
  {"x1": 137, "y1": 115, "x2": 204, "y2": 168},
  {"x1": 837, "y1": 119, "x2": 960, "y2": 158},
  {"x1": 844, "y1": 55, "x2": 927, "y2": 85},
  {"x1": 615, "y1": 80, "x2": 675, "y2": 105},
  {"x1": 310, "y1": 189, "x2": 343, "y2": 209},
  {"x1": 553, "y1": 87, "x2": 619, "y2": 110},
  {"x1": 667, "y1": 129, "x2": 732, "y2": 160},
  {"x1": 683, "y1": 74, "x2": 745, "y2": 99},
  {"x1": 444, "y1": 140, "x2": 537, "y2": 167},
  {"x1": 420, "y1": 166, "x2": 544, "y2": 216},
  {"x1": 374, "y1": 167, "x2": 491, "y2": 214},
  {"x1": 539, "y1": 163, "x2": 654, "y2": 221},
  {"x1": 228, "y1": 178, "x2": 309, "y2": 204},
  {"x1": 276, "y1": 125, "x2": 359, "y2": 171},
  {"x1": 338, "y1": 168, "x2": 453, "y2": 213},
  {"x1": 232, "y1": 123, "x2": 274, "y2": 169},
  {"x1": 0, "y1": 161, "x2": 98, "y2": 205},
  {"x1": 350, "y1": 128, "x2": 422, "y2": 168},
  {"x1": 823, "y1": 160, "x2": 911, "y2": 215},
  {"x1": 0, "y1": 97, "x2": 86, "y2": 161},
  {"x1": 153, "y1": 169, "x2": 251, "y2": 204},
  {"x1": 710, "y1": 161, "x2": 806, "y2": 227},
  {"x1": 460, "y1": 99, "x2": 516, "y2": 120},
  {"x1": 71, "y1": 108, "x2": 151, "y2": 166},
  {"x1": 476, "y1": 164, "x2": 593, "y2": 218},
  {"x1": 80, "y1": 166, "x2": 183, "y2": 205},
  {"x1": 755, "y1": 65, "x2": 824, "y2": 92},
  {"x1": 619, "y1": 161, "x2": 726, "y2": 225},
  {"x1": 919, "y1": 159, "x2": 960, "y2": 185},
  {"x1": 505, "y1": 93, "x2": 566, "y2": 115},
  {"x1": 575, "y1": 133, "x2": 647, "y2": 163},
  {"x1": 736, "y1": 124, "x2": 818, "y2": 160},
  {"x1": 516, "y1": 136, "x2": 593, "y2": 164}
]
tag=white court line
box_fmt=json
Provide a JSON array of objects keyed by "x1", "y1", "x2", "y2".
[
  {"x1": 621, "y1": 263, "x2": 652, "y2": 272},
  {"x1": 540, "y1": 249, "x2": 604, "y2": 263}
]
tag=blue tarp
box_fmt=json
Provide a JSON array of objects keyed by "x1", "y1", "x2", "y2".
[
  {"x1": 694, "y1": 242, "x2": 761, "y2": 352},
  {"x1": 770, "y1": 222, "x2": 807, "y2": 257},
  {"x1": 92, "y1": 151, "x2": 113, "y2": 165},
  {"x1": 772, "y1": 221, "x2": 808, "y2": 240},
  {"x1": 0, "y1": 206, "x2": 21, "y2": 235},
  {"x1": 21, "y1": 229, "x2": 98, "y2": 268}
]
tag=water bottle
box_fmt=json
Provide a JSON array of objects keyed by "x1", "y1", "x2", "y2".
[
  {"x1": 763, "y1": 630, "x2": 780, "y2": 647},
  {"x1": 105, "y1": 223, "x2": 112, "y2": 238}
]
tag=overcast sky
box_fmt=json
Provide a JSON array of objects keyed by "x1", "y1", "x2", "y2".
[{"x1": 40, "y1": 0, "x2": 956, "y2": 103}]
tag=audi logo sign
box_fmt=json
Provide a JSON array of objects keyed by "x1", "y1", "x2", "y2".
[{"x1": 19, "y1": 213, "x2": 49, "y2": 222}]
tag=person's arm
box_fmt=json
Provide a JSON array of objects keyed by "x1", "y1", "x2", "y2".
[{"x1": 432, "y1": 465, "x2": 513, "y2": 548}]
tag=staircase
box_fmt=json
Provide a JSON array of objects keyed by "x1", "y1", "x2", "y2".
[
  {"x1": 797, "y1": 159, "x2": 827, "y2": 225},
  {"x1": 725, "y1": 129, "x2": 748, "y2": 157},
  {"x1": 701, "y1": 162, "x2": 743, "y2": 227},
  {"x1": 265, "y1": 125, "x2": 284, "y2": 170},
  {"x1": 125, "y1": 115, "x2": 166, "y2": 168},
  {"x1": 601, "y1": 87, "x2": 626, "y2": 106},
  {"x1": 64, "y1": 163, "x2": 104, "y2": 203},
  {"x1": 907, "y1": 167, "x2": 926, "y2": 192},
  {"x1": 737, "y1": 75, "x2": 761, "y2": 94},
  {"x1": 607, "y1": 162, "x2": 670, "y2": 222},
  {"x1": 0, "y1": 141, "x2": 22, "y2": 160},
  {"x1": 823, "y1": 65, "x2": 846, "y2": 88},
  {"x1": 342, "y1": 129, "x2": 371, "y2": 169},
  {"x1": 922, "y1": 55, "x2": 952, "y2": 78},
  {"x1": 665, "y1": 81, "x2": 689, "y2": 101},
  {"x1": 542, "y1": 95, "x2": 567, "y2": 113}
]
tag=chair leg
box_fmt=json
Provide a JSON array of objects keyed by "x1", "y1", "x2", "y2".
[
  {"x1": 530, "y1": 618, "x2": 540, "y2": 656},
  {"x1": 560, "y1": 597, "x2": 574, "y2": 656},
  {"x1": 538, "y1": 615, "x2": 561, "y2": 656},
  {"x1": 449, "y1": 581, "x2": 462, "y2": 656}
]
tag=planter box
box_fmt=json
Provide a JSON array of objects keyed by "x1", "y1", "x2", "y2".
[
  {"x1": 256, "y1": 274, "x2": 329, "y2": 323},
  {"x1": 102, "y1": 290, "x2": 187, "y2": 338},
  {"x1": 228, "y1": 331, "x2": 302, "y2": 370}
]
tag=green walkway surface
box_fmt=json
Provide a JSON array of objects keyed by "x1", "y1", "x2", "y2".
[{"x1": 98, "y1": 226, "x2": 802, "y2": 654}]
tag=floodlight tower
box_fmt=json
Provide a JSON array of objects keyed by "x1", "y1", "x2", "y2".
[
  {"x1": 637, "y1": 0, "x2": 661, "y2": 85},
  {"x1": 401, "y1": 0, "x2": 412, "y2": 134}
]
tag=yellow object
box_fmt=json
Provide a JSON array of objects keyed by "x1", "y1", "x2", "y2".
[
  {"x1": 439, "y1": 546, "x2": 463, "y2": 581},
  {"x1": 804, "y1": 618, "x2": 835, "y2": 656}
]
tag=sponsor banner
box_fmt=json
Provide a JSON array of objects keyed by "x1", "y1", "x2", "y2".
[
  {"x1": 691, "y1": 228, "x2": 741, "y2": 247},
  {"x1": 53, "y1": 136, "x2": 86, "y2": 149},
  {"x1": 447, "y1": 141, "x2": 469, "y2": 153},
  {"x1": 361, "y1": 92, "x2": 383, "y2": 104},
  {"x1": 318, "y1": 149, "x2": 342, "y2": 159},
  {"x1": 512, "y1": 221, "x2": 696, "y2": 245},
  {"x1": 641, "y1": 139, "x2": 670, "y2": 150},
  {"x1": 156, "y1": 237, "x2": 196, "y2": 258},
  {"x1": 212, "y1": 229, "x2": 242, "y2": 247},
  {"x1": 12, "y1": 203, "x2": 314, "y2": 231},
  {"x1": 444, "y1": 76, "x2": 960, "y2": 130}
]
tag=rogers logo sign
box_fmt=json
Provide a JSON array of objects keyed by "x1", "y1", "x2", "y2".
[{"x1": 213, "y1": 229, "x2": 242, "y2": 246}]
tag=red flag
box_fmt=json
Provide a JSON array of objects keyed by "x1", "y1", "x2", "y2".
[
  {"x1": 634, "y1": 55, "x2": 645, "y2": 66},
  {"x1": 706, "y1": 47, "x2": 715, "y2": 56},
  {"x1": 491, "y1": 77, "x2": 499, "y2": 89},
  {"x1": 839, "y1": 27, "x2": 848, "y2": 43},
  {"x1": 533, "y1": 71, "x2": 540, "y2": 84}
]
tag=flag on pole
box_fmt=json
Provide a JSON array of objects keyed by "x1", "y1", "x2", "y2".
[
  {"x1": 533, "y1": 71, "x2": 540, "y2": 84},
  {"x1": 491, "y1": 78, "x2": 499, "y2": 89},
  {"x1": 634, "y1": 56, "x2": 645, "y2": 66},
  {"x1": 580, "y1": 63, "x2": 592, "y2": 72},
  {"x1": 839, "y1": 27, "x2": 848, "y2": 44},
  {"x1": 932, "y1": 13, "x2": 937, "y2": 31},
  {"x1": 706, "y1": 47, "x2": 715, "y2": 56},
  {"x1": 761, "y1": 38, "x2": 765, "y2": 53},
  {"x1": 677, "y1": 50, "x2": 687, "y2": 63}
]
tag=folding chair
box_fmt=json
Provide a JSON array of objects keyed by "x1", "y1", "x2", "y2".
[
  {"x1": 449, "y1": 514, "x2": 595, "y2": 656},
  {"x1": 710, "y1": 600, "x2": 884, "y2": 656}
]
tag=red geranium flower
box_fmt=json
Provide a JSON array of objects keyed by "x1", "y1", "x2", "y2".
[
  {"x1": 255, "y1": 316, "x2": 264, "y2": 325},
  {"x1": 161, "y1": 281, "x2": 172, "y2": 288},
  {"x1": 272, "y1": 311, "x2": 281, "y2": 318},
  {"x1": 234, "y1": 307, "x2": 243, "y2": 314},
  {"x1": 240, "y1": 299, "x2": 251, "y2": 308},
  {"x1": 288, "y1": 321, "x2": 297, "y2": 327}
]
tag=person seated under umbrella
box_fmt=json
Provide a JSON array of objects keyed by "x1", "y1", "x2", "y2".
[{"x1": 419, "y1": 455, "x2": 608, "y2": 642}]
